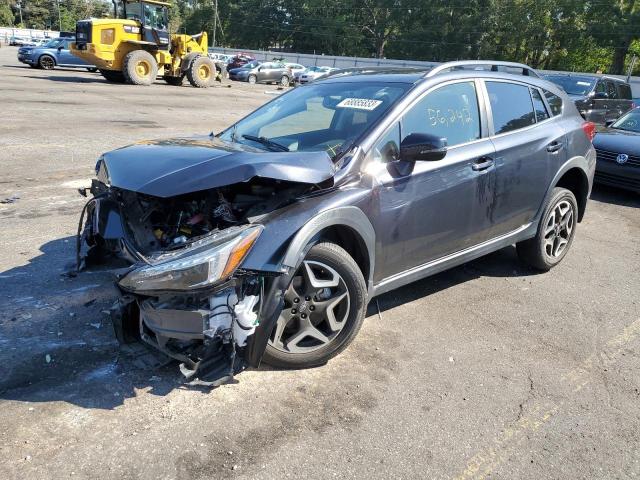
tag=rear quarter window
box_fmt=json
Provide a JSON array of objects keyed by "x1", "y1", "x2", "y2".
[
  {"x1": 617, "y1": 83, "x2": 632, "y2": 100},
  {"x1": 486, "y1": 81, "x2": 536, "y2": 134},
  {"x1": 543, "y1": 90, "x2": 563, "y2": 116}
]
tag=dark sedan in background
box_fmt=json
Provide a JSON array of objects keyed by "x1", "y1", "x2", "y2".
[{"x1": 593, "y1": 107, "x2": 640, "y2": 193}]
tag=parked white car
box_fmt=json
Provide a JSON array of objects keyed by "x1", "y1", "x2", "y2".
[{"x1": 298, "y1": 66, "x2": 338, "y2": 84}]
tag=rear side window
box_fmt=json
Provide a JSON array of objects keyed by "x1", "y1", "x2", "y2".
[
  {"x1": 617, "y1": 83, "x2": 632, "y2": 100},
  {"x1": 486, "y1": 82, "x2": 536, "y2": 134},
  {"x1": 401, "y1": 81, "x2": 481, "y2": 147},
  {"x1": 530, "y1": 88, "x2": 549, "y2": 122},
  {"x1": 606, "y1": 81, "x2": 619, "y2": 99},
  {"x1": 543, "y1": 90, "x2": 563, "y2": 116}
]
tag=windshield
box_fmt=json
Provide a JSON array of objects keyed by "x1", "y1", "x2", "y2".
[
  {"x1": 545, "y1": 75, "x2": 596, "y2": 96},
  {"x1": 218, "y1": 81, "x2": 409, "y2": 158},
  {"x1": 611, "y1": 108, "x2": 640, "y2": 133}
]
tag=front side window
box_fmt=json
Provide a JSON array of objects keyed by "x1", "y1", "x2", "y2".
[
  {"x1": 401, "y1": 81, "x2": 481, "y2": 147},
  {"x1": 218, "y1": 81, "x2": 408, "y2": 158},
  {"x1": 606, "y1": 81, "x2": 619, "y2": 99},
  {"x1": 618, "y1": 83, "x2": 632, "y2": 100},
  {"x1": 595, "y1": 81, "x2": 607, "y2": 95},
  {"x1": 486, "y1": 81, "x2": 536, "y2": 134}
]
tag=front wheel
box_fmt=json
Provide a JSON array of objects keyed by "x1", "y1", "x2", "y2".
[
  {"x1": 186, "y1": 56, "x2": 216, "y2": 88},
  {"x1": 279, "y1": 75, "x2": 290, "y2": 87},
  {"x1": 247, "y1": 74, "x2": 257, "y2": 84},
  {"x1": 517, "y1": 187, "x2": 578, "y2": 271},
  {"x1": 263, "y1": 242, "x2": 367, "y2": 369},
  {"x1": 38, "y1": 55, "x2": 55, "y2": 70}
]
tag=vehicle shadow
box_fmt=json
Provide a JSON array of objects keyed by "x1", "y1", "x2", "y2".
[
  {"x1": 589, "y1": 184, "x2": 640, "y2": 208},
  {"x1": 22, "y1": 75, "x2": 108, "y2": 84},
  {"x1": 0, "y1": 235, "x2": 536, "y2": 410}
]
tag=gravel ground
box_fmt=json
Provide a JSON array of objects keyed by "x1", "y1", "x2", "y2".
[{"x1": 1, "y1": 46, "x2": 639, "y2": 480}]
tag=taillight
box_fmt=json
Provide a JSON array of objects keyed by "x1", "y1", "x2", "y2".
[{"x1": 582, "y1": 121, "x2": 596, "y2": 142}]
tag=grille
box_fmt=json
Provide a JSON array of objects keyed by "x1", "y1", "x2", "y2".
[
  {"x1": 595, "y1": 148, "x2": 640, "y2": 167},
  {"x1": 595, "y1": 171, "x2": 640, "y2": 190},
  {"x1": 75, "y1": 21, "x2": 92, "y2": 44}
]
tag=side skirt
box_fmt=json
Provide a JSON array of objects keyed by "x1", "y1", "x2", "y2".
[{"x1": 371, "y1": 223, "x2": 535, "y2": 297}]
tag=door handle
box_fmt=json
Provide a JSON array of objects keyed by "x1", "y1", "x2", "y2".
[
  {"x1": 547, "y1": 141, "x2": 564, "y2": 153},
  {"x1": 471, "y1": 157, "x2": 494, "y2": 171}
]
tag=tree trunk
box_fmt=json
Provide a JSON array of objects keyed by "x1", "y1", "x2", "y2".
[{"x1": 611, "y1": 36, "x2": 633, "y2": 75}]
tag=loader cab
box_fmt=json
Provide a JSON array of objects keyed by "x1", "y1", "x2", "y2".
[{"x1": 121, "y1": 0, "x2": 170, "y2": 48}]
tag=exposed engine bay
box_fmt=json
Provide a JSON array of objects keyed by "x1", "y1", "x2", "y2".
[{"x1": 79, "y1": 177, "x2": 322, "y2": 384}]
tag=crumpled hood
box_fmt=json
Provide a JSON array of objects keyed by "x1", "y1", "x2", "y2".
[
  {"x1": 98, "y1": 136, "x2": 336, "y2": 198},
  {"x1": 593, "y1": 128, "x2": 640, "y2": 154}
]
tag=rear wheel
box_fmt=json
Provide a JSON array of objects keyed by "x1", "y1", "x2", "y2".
[
  {"x1": 163, "y1": 75, "x2": 184, "y2": 86},
  {"x1": 123, "y1": 50, "x2": 158, "y2": 86},
  {"x1": 99, "y1": 69, "x2": 126, "y2": 83},
  {"x1": 186, "y1": 56, "x2": 215, "y2": 88},
  {"x1": 38, "y1": 55, "x2": 55, "y2": 70},
  {"x1": 263, "y1": 242, "x2": 367, "y2": 369},
  {"x1": 517, "y1": 187, "x2": 578, "y2": 271}
]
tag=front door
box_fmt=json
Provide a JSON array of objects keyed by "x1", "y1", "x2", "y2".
[{"x1": 369, "y1": 80, "x2": 499, "y2": 281}]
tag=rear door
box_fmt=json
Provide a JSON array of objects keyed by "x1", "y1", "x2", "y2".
[
  {"x1": 484, "y1": 80, "x2": 565, "y2": 237},
  {"x1": 616, "y1": 82, "x2": 634, "y2": 118},
  {"x1": 591, "y1": 80, "x2": 609, "y2": 124}
]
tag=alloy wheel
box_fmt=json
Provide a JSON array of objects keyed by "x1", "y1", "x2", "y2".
[
  {"x1": 269, "y1": 260, "x2": 350, "y2": 354},
  {"x1": 543, "y1": 199, "x2": 574, "y2": 258},
  {"x1": 40, "y1": 56, "x2": 54, "y2": 69}
]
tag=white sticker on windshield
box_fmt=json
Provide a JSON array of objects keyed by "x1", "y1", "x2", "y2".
[
  {"x1": 577, "y1": 81, "x2": 592, "y2": 86},
  {"x1": 336, "y1": 98, "x2": 383, "y2": 110}
]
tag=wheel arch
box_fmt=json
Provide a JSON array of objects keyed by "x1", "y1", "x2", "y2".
[
  {"x1": 537, "y1": 156, "x2": 592, "y2": 224},
  {"x1": 281, "y1": 206, "x2": 376, "y2": 295},
  {"x1": 180, "y1": 52, "x2": 202, "y2": 73},
  {"x1": 38, "y1": 53, "x2": 56, "y2": 66}
]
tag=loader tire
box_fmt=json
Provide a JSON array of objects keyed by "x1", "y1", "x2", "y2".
[
  {"x1": 100, "y1": 69, "x2": 126, "y2": 83},
  {"x1": 123, "y1": 50, "x2": 158, "y2": 86},
  {"x1": 163, "y1": 75, "x2": 184, "y2": 86},
  {"x1": 186, "y1": 56, "x2": 215, "y2": 88}
]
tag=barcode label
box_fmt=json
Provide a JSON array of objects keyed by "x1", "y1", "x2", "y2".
[{"x1": 336, "y1": 98, "x2": 383, "y2": 110}]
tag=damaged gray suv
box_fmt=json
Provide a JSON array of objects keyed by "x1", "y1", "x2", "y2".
[{"x1": 78, "y1": 61, "x2": 596, "y2": 382}]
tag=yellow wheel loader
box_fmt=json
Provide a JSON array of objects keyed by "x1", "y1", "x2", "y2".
[{"x1": 70, "y1": 0, "x2": 222, "y2": 87}]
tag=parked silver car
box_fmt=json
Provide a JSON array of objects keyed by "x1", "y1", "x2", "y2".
[{"x1": 229, "y1": 61, "x2": 292, "y2": 86}]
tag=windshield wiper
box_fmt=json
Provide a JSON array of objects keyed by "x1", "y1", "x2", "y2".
[{"x1": 242, "y1": 134, "x2": 289, "y2": 152}]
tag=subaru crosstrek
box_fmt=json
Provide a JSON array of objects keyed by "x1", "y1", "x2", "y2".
[{"x1": 77, "y1": 61, "x2": 596, "y2": 382}]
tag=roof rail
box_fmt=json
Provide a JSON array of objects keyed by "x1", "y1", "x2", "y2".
[{"x1": 425, "y1": 60, "x2": 540, "y2": 78}]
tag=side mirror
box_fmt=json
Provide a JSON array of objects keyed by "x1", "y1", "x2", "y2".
[
  {"x1": 400, "y1": 133, "x2": 447, "y2": 162},
  {"x1": 57, "y1": 46, "x2": 64, "y2": 51},
  {"x1": 594, "y1": 92, "x2": 608, "y2": 100}
]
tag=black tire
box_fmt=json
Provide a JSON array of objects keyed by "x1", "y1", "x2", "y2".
[
  {"x1": 163, "y1": 75, "x2": 184, "y2": 86},
  {"x1": 123, "y1": 50, "x2": 158, "y2": 86},
  {"x1": 517, "y1": 187, "x2": 578, "y2": 271},
  {"x1": 247, "y1": 74, "x2": 257, "y2": 84},
  {"x1": 99, "y1": 69, "x2": 126, "y2": 83},
  {"x1": 279, "y1": 75, "x2": 290, "y2": 86},
  {"x1": 86, "y1": 67, "x2": 98, "y2": 73},
  {"x1": 263, "y1": 242, "x2": 367, "y2": 369},
  {"x1": 38, "y1": 55, "x2": 55, "y2": 70},
  {"x1": 186, "y1": 56, "x2": 215, "y2": 88}
]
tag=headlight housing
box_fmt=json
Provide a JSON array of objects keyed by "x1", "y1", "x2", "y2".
[{"x1": 118, "y1": 225, "x2": 262, "y2": 293}]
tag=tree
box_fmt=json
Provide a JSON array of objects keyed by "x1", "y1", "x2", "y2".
[{"x1": 0, "y1": 0, "x2": 14, "y2": 26}]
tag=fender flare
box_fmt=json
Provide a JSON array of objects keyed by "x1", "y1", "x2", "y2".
[
  {"x1": 533, "y1": 154, "x2": 592, "y2": 225},
  {"x1": 180, "y1": 52, "x2": 202, "y2": 74},
  {"x1": 280, "y1": 206, "x2": 376, "y2": 293}
]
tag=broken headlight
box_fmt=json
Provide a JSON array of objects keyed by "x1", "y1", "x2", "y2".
[{"x1": 118, "y1": 225, "x2": 262, "y2": 293}]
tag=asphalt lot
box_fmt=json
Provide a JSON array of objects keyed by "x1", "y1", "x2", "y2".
[{"x1": 1, "y1": 45, "x2": 640, "y2": 480}]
